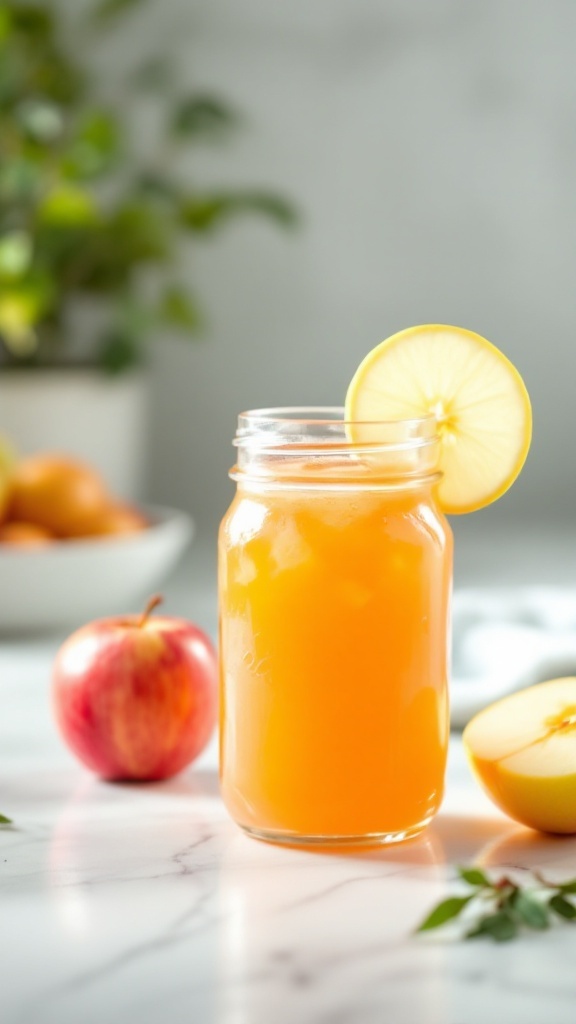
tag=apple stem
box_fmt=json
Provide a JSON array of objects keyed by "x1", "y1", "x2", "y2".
[{"x1": 139, "y1": 594, "x2": 164, "y2": 627}]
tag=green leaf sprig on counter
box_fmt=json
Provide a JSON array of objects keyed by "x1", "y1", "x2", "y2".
[
  {"x1": 416, "y1": 867, "x2": 576, "y2": 942},
  {"x1": 0, "y1": 813, "x2": 12, "y2": 824},
  {"x1": 0, "y1": 0, "x2": 296, "y2": 373}
]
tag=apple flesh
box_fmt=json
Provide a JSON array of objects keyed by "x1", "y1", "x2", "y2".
[
  {"x1": 463, "y1": 677, "x2": 576, "y2": 834},
  {"x1": 52, "y1": 598, "x2": 218, "y2": 781}
]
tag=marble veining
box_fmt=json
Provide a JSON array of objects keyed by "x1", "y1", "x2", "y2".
[{"x1": 2, "y1": 638, "x2": 576, "y2": 1024}]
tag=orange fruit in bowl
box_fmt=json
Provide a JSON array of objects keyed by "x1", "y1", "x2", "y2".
[
  {"x1": 81, "y1": 503, "x2": 148, "y2": 538},
  {"x1": 8, "y1": 455, "x2": 110, "y2": 537},
  {"x1": 0, "y1": 521, "x2": 55, "y2": 547}
]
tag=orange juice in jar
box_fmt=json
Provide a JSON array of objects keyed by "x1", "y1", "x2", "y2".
[{"x1": 219, "y1": 409, "x2": 452, "y2": 846}]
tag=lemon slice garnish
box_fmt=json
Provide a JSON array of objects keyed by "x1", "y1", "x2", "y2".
[{"x1": 345, "y1": 324, "x2": 532, "y2": 514}]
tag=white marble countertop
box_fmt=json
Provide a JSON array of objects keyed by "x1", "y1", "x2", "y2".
[{"x1": 3, "y1": 538, "x2": 576, "y2": 1024}]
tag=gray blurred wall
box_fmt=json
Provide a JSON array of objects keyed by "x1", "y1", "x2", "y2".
[{"x1": 74, "y1": 1, "x2": 576, "y2": 537}]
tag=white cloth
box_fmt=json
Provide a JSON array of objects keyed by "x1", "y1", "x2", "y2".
[{"x1": 451, "y1": 587, "x2": 576, "y2": 729}]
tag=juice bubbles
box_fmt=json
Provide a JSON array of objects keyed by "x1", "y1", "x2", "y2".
[{"x1": 219, "y1": 410, "x2": 452, "y2": 845}]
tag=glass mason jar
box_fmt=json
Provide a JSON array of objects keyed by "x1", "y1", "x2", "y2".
[{"x1": 218, "y1": 408, "x2": 452, "y2": 846}]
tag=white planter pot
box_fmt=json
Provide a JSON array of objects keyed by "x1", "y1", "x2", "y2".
[{"x1": 0, "y1": 370, "x2": 148, "y2": 500}]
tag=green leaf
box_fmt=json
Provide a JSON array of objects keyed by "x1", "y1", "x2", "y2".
[
  {"x1": 170, "y1": 96, "x2": 237, "y2": 139},
  {"x1": 10, "y1": 6, "x2": 51, "y2": 39},
  {"x1": 0, "y1": 231, "x2": 32, "y2": 279},
  {"x1": 0, "y1": 813, "x2": 12, "y2": 824},
  {"x1": 107, "y1": 202, "x2": 169, "y2": 265},
  {"x1": 0, "y1": 300, "x2": 37, "y2": 355},
  {"x1": 418, "y1": 870, "x2": 576, "y2": 944},
  {"x1": 549, "y1": 894, "x2": 576, "y2": 920},
  {"x1": 0, "y1": 157, "x2": 42, "y2": 203},
  {"x1": 467, "y1": 911, "x2": 518, "y2": 942},
  {"x1": 135, "y1": 173, "x2": 175, "y2": 202},
  {"x1": 48, "y1": 202, "x2": 169, "y2": 293},
  {"x1": 179, "y1": 196, "x2": 228, "y2": 233},
  {"x1": 511, "y1": 890, "x2": 550, "y2": 930},
  {"x1": 97, "y1": 330, "x2": 141, "y2": 374},
  {"x1": 92, "y1": 0, "x2": 146, "y2": 22},
  {"x1": 180, "y1": 191, "x2": 297, "y2": 234},
  {"x1": 0, "y1": 277, "x2": 52, "y2": 323},
  {"x1": 457, "y1": 867, "x2": 490, "y2": 888},
  {"x1": 63, "y1": 110, "x2": 120, "y2": 179},
  {"x1": 34, "y1": 55, "x2": 85, "y2": 107},
  {"x1": 558, "y1": 879, "x2": 576, "y2": 895},
  {"x1": 16, "y1": 98, "x2": 63, "y2": 142},
  {"x1": 159, "y1": 286, "x2": 202, "y2": 332},
  {"x1": 0, "y1": 7, "x2": 12, "y2": 44},
  {"x1": 0, "y1": 275, "x2": 54, "y2": 356},
  {"x1": 416, "y1": 895, "x2": 474, "y2": 933},
  {"x1": 38, "y1": 186, "x2": 98, "y2": 226},
  {"x1": 234, "y1": 192, "x2": 298, "y2": 227},
  {"x1": 78, "y1": 110, "x2": 119, "y2": 154}
]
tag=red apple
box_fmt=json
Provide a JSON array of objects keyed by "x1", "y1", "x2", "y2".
[{"x1": 52, "y1": 596, "x2": 218, "y2": 781}]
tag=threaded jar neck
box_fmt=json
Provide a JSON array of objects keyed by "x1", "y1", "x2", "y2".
[{"x1": 231, "y1": 407, "x2": 441, "y2": 491}]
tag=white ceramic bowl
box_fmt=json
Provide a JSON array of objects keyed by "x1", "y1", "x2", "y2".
[{"x1": 0, "y1": 504, "x2": 193, "y2": 634}]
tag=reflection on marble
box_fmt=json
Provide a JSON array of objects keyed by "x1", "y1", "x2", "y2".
[{"x1": 2, "y1": 661, "x2": 576, "y2": 1024}]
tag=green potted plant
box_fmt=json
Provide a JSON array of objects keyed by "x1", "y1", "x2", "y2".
[{"x1": 0, "y1": 0, "x2": 294, "y2": 496}]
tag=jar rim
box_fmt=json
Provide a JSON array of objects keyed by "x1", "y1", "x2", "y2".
[
  {"x1": 231, "y1": 406, "x2": 441, "y2": 489},
  {"x1": 234, "y1": 406, "x2": 438, "y2": 450}
]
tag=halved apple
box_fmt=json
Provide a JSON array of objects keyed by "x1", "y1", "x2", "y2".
[{"x1": 463, "y1": 677, "x2": 576, "y2": 834}]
